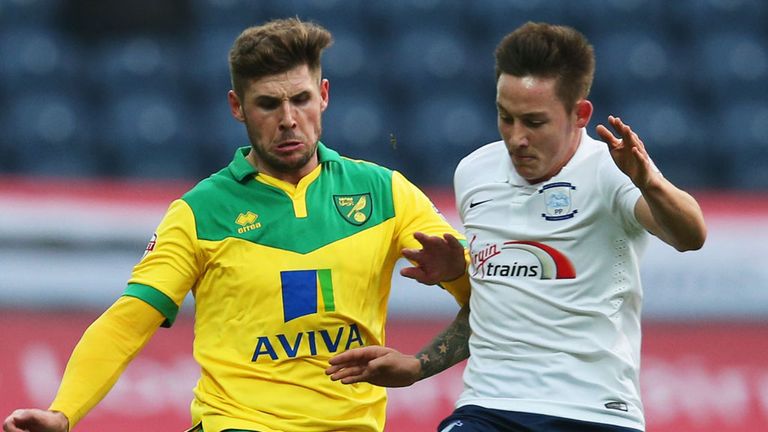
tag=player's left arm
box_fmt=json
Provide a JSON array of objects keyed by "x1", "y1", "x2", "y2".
[{"x1": 596, "y1": 116, "x2": 707, "y2": 251}]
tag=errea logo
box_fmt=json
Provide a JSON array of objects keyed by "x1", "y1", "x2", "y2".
[{"x1": 235, "y1": 211, "x2": 261, "y2": 234}]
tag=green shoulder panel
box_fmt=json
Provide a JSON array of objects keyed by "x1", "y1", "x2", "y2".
[{"x1": 181, "y1": 154, "x2": 396, "y2": 254}]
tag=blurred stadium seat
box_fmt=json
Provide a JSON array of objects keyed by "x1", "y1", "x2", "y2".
[
  {"x1": 99, "y1": 91, "x2": 200, "y2": 179},
  {"x1": 0, "y1": 0, "x2": 63, "y2": 26},
  {"x1": 693, "y1": 31, "x2": 768, "y2": 104},
  {"x1": 715, "y1": 99, "x2": 768, "y2": 189},
  {"x1": 190, "y1": 0, "x2": 268, "y2": 28},
  {"x1": 193, "y1": 93, "x2": 250, "y2": 173},
  {"x1": 184, "y1": 27, "x2": 242, "y2": 101},
  {"x1": 2, "y1": 90, "x2": 97, "y2": 176},
  {"x1": 384, "y1": 26, "x2": 473, "y2": 87},
  {"x1": 564, "y1": 0, "x2": 667, "y2": 33},
  {"x1": 670, "y1": 0, "x2": 768, "y2": 36},
  {"x1": 269, "y1": 0, "x2": 366, "y2": 26},
  {"x1": 0, "y1": 26, "x2": 82, "y2": 96},
  {"x1": 465, "y1": 0, "x2": 569, "y2": 35},
  {"x1": 396, "y1": 91, "x2": 497, "y2": 184},
  {"x1": 86, "y1": 35, "x2": 186, "y2": 97},
  {"x1": 621, "y1": 99, "x2": 718, "y2": 188},
  {"x1": 0, "y1": 1, "x2": 765, "y2": 189},
  {"x1": 322, "y1": 92, "x2": 389, "y2": 153},
  {"x1": 322, "y1": 30, "x2": 373, "y2": 81},
  {"x1": 592, "y1": 31, "x2": 689, "y2": 103}
]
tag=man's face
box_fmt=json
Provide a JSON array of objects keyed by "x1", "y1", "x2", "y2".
[
  {"x1": 228, "y1": 64, "x2": 329, "y2": 181},
  {"x1": 496, "y1": 74, "x2": 590, "y2": 184}
]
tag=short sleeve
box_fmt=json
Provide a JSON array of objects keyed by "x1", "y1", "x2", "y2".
[
  {"x1": 599, "y1": 156, "x2": 644, "y2": 233},
  {"x1": 391, "y1": 171, "x2": 470, "y2": 305},
  {"x1": 124, "y1": 199, "x2": 201, "y2": 326}
]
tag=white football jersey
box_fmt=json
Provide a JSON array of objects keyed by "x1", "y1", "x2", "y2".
[{"x1": 454, "y1": 130, "x2": 648, "y2": 431}]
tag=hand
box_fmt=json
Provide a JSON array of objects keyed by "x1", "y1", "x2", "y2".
[
  {"x1": 595, "y1": 115, "x2": 655, "y2": 189},
  {"x1": 3, "y1": 409, "x2": 69, "y2": 432},
  {"x1": 400, "y1": 232, "x2": 466, "y2": 285},
  {"x1": 326, "y1": 346, "x2": 421, "y2": 387}
]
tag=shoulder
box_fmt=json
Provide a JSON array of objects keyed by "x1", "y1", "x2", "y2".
[
  {"x1": 456, "y1": 140, "x2": 506, "y2": 174},
  {"x1": 564, "y1": 132, "x2": 618, "y2": 180},
  {"x1": 578, "y1": 132, "x2": 610, "y2": 163},
  {"x1": 454, "y1": 140, "x2": 506, "y2": 192},
  {"x1": 180, "y1": 166, "x2": 235, "y2": 208},
  {"x1": 334, "y1": 156, "x2": 394, "y2": 180},
  {"x1": 325, "y1": 156, "x2": 398, "y2": 196},
  {"x1": 580, "y1": 132, "x2": 630, "y2": 178}
]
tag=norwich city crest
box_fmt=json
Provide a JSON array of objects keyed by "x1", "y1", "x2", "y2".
[{"x1": 333, "y1": 193, "x2": 372, "y2": 226}]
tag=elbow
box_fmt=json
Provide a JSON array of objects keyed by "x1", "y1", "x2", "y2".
[
  {"x1": 675, "y1": 240, "x2": 704, "y2": 252},
  {"x1": 674, "y1": 225, "x2": 707, "y2": 252}
]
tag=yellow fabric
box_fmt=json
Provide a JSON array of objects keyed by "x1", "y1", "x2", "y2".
[
  {"x1": 48, "y1": 296, "x2": 165, "y2": 429},
  {"x1": 391, "y1": 171, "x2": 471, "y2": 304},
  {"x1": 255, "y1": 165, "x2": 322, "y2": 218},
  {"x1": 124, "y1": 168, "x2": 468, "y2": 431}
]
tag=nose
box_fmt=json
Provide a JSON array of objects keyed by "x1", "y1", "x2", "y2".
[
  {"x1": 507, "y1": 122, "x2": 528, "y2": 148},
  {"x1": 279, "y1": 101, "x2": 297, "y2": 130}
]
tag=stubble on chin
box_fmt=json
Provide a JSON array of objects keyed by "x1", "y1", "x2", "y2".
[{"x1": 252, "y1": 140, "x2": 318, "y2": 173}]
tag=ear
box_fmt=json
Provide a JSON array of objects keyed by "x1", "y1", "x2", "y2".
[
  {"x1": 319, "y1": 78, "x2": 330, "y2": 112},
  {"x1": 574, "y1": 99, "x2": 593, "y2": 128},
  {"x1": 228, "y1": 90, "x2": 245, "y2": 122}
]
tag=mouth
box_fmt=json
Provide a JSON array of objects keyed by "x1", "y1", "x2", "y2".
[
  {"x1": 275, "y1": 139, "x2": 304, "y2": 153},
  {"x1": 511, "y1": 153, "x2": 536, "y2": 164}
]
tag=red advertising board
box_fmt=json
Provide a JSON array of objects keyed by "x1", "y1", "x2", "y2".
[{"x1": 1, "y1": 311, "x2": 767, "y2": 431}]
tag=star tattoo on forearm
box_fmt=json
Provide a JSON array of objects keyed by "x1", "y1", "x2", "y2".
[{"x1": 416, "y1": 305, "x2": 471, "y2": 380}]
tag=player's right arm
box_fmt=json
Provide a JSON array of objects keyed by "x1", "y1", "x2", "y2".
[
  {"x1": 327, "y1": 304, "x2": 471, "y2": 386},
  {"x1": 3, "y1": 296, "x2": 165, "y2": 432}
]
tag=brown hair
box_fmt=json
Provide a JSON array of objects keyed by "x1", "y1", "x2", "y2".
[
  {"x1": 495, "y1": 22, "x2": 595, "y2": 112},
  {"x1": 228, "y1": 17, "x2": 333, "y2": 97}
]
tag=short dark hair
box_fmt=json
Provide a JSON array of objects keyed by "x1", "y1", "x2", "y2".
[
  {"x1": 495, "y1": 22, "x2": 595, "y2": 112},
  {"x1": 228, "y1": 17, "x2": 333, "y2": 97}
]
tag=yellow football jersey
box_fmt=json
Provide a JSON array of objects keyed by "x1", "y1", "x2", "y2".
[{"x1": 124, "y1": 144, "x2": 469, "y2": 432}]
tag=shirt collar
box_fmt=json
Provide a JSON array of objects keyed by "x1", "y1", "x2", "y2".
[{"x1": 227, "y1": 141, "x2": 340, "y2": 182}]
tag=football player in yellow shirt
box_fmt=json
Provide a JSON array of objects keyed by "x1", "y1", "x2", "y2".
[{"x1": 3, "y1": 17, "x2": 469, "y2": 432}]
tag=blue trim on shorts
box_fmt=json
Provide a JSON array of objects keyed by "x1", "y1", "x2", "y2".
[{"x1": 437, "y1": 405, "x2": 644, "y2": 432}]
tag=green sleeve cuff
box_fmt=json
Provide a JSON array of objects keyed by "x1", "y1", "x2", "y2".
[{"x1": 123, "y1": 283, "x2": 180, "y2": 328}]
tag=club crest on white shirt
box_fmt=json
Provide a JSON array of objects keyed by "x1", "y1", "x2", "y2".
[{"x1": 539, "y1": 182, "x2": 577, "y2": 221}]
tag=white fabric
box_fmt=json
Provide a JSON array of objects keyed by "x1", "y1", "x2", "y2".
[{"x1": 454, "y1": 130, "x2": 648, "y2": 431}]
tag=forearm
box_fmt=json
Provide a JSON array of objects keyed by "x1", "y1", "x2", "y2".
[
  {"x1": 49, "y1": 296, "x2": 164, "y2": 428},
  {"x1": 638, "y1": 175, "x2": 707, "y2": 251},
  {"x1": 416, "y1": 304, "x2": 471, "y2": 380}
]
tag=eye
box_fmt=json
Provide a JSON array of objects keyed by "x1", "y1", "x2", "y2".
[
  {"x1": 524, "y1": 119, "x2": 546, "y2": 128},
  {"x1": 291, "y1": 92, "x2": 311, "y2": 105},
  {"x1": 498, "y1": 112, "x2": 513, "y2": 124},
  {"x1": 256, "y1": 98, "x2": 280, "y2": 110}
]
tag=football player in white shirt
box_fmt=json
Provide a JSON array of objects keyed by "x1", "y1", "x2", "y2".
[{"x1": 327, "y1": 22, "x2": 706, "y2": 432}]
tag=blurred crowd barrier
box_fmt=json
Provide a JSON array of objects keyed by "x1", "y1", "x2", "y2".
[{"x1": 1, "y1": 177, "x2": 767, "y2": 320}]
